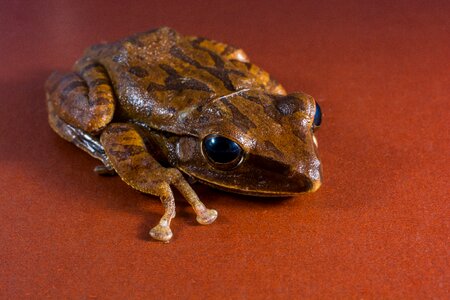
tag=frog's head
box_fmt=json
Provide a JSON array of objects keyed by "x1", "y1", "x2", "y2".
[{"x1": 175, "y1": 90, "x2": 322, "y2": 196}]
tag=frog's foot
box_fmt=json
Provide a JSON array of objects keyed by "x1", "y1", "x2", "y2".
[
  {"x1": 170, "y1": 172, "x2": 218, "y2": 226},
  {"x1": 93, "y1": 164, "x2": 116, "y2": 176},
  {"x1": 96, "y1": 154, "x2": 116, "y2": 175},
  {"x1": 196, "y1": 208, "x2": 218, "y2": 225},
  {"x1": 147, "y1": 183, "x2": 177, "y2": 242},
  {"x1": 149, "y1": 224, "x2": 173, "y2": 243}
]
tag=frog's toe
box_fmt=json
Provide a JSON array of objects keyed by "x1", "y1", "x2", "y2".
[
  {"x1": 196, "y1": 208, "x2": 218, "y2": 225},
  {"x1": 93, "y1": 164, "x2": 116, "y2": 176},
  {"x1": 149, "y1": 224, "x2": 173, "y2": 242}
]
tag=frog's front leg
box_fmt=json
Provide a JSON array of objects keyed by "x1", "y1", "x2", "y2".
[{"x1": 100, "y1": 123, "x2": 217, "y2": 242}]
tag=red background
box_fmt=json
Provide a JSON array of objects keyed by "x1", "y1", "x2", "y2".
[{"x1": 1, "y1": 0, "x2": 448, "y2": 298}]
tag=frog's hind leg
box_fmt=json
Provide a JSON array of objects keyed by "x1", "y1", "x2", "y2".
[
  {"x1": 47, "y1": 100, "x2": 115, "y2": 175},
  {"x1": 100, "y1": 123, "x2": 218, "y2": 242},
  {"x1": 45, "y1": 59, "x2": 115, "y2": 134},
  {"x1": 45, "y1": 59, "x2": 117, "y2": 173}
]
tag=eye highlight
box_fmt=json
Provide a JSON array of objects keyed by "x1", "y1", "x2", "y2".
[
  {"x1": 202, "y1": 135, "x2": 244, "y2": 168},
  {"x1": 313, "y1": 101, "x2": 322, "y2": 130}
]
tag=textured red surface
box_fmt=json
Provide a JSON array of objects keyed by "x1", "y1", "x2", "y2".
[{"x1": 1, "y1": 0, "x2": 448, "y2": 298}]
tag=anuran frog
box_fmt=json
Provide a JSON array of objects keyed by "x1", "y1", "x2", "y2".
[{"x1": 45, "y1": 27, "x2": 323, "y2": 242}]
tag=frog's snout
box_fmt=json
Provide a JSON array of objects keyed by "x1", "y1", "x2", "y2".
[
  {"x1": 289, "y1": 157, "x2": 322, "y2": 193},
  {"x1": 307, "y1": 171, "x2": 322, "y2": 193}
]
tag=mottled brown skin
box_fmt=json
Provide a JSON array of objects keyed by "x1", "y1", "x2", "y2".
[{"x1": 45, "y1": 27, "x2": 322, "y2": 242}]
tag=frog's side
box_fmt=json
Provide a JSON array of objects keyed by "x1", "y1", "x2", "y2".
[{"x1": 45, "y1": 27, "x2": 322, "y2": 242}]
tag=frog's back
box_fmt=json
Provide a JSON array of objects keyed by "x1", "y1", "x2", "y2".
[{"x1": 80, "y1": 27, "x2": 280, "y2": 134}]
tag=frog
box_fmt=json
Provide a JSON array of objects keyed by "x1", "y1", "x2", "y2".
[{"x1": 45, "y1": 27, "x2": 323, "y2": 242}]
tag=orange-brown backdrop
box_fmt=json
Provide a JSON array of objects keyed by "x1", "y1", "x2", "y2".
[{"x1": 1, "y1": 0, "x2": 448, "y2": 298}]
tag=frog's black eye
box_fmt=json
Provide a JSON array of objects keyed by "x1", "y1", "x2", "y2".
[
  {"x1": 202, "y1": 134, "x2": 244, "y2": 169},
  {"x1": 313, "y1": 101, "x2": 322, "y2": 130}
]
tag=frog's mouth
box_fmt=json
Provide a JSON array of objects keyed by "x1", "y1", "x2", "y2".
[{"x1": 192, "y1": 173, "x2": 315, "y2": 197}]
